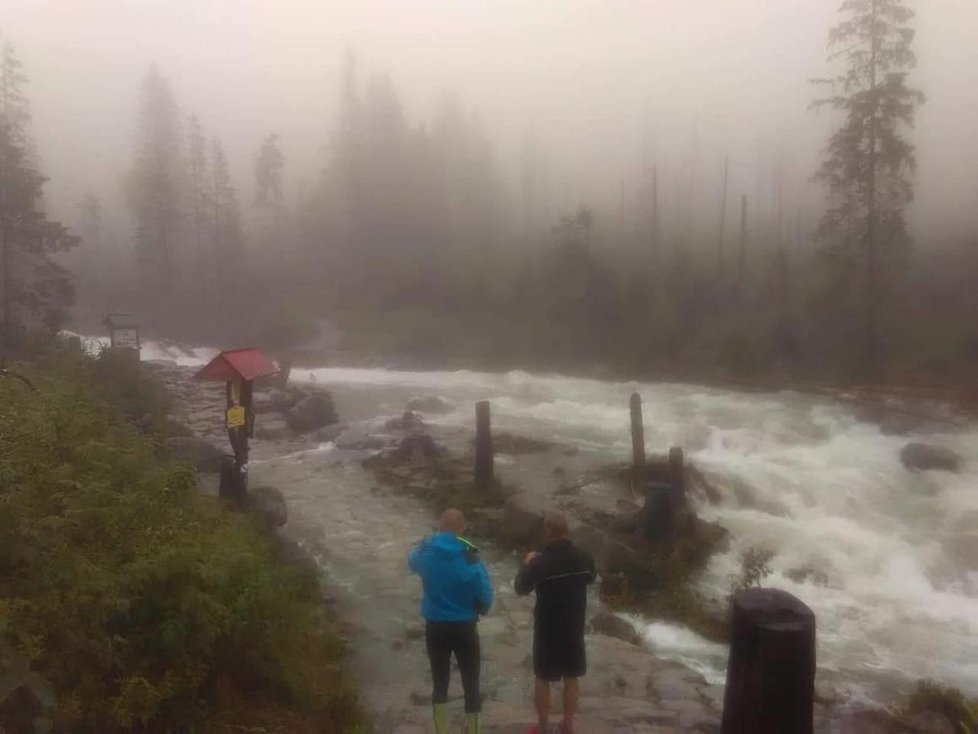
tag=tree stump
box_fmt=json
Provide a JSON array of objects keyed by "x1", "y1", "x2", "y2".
[
  {"x1": 474, "y1": 400, "x2": 493, "y2": 490},
  {"x1": 721, "y1": 588, "x2": 816, "y2": 734}
]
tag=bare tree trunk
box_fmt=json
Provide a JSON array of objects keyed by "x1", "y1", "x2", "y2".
[
  {"x1": 738, "y1": 194, "x2": 748, "y2": 296},
  {"x1": 865, "y1": 0, "x2": 881, "y2": 379},
  {"x1": 651, "y1": 162, "x2": 659, "y2": 272},
  {"x1": 718, "y1": 157, "x2": 729, "y2": 283}
]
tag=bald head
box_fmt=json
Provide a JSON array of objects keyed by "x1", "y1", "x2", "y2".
[
  {"x1": 440, "y1": 508, "x2": 467, "y2": 535},
  {"x1": 544, "y1": 511, "x2": 569, "y2": 540}
]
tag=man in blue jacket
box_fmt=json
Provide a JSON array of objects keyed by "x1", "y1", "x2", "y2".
[{"x1": 409, "y1": 508, "x2": 493, "y2": 734}]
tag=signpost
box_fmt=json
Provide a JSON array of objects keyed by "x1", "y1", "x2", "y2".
[
  {"x1": 103, "y1": 313, "x2": 140, "y2": 357},
  {"x1": 195, "y1": 348, "x2": 279, "y2": 503}
]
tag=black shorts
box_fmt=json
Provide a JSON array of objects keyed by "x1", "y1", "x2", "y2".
[{"x1": 533, "y1": 632, "x2": 587, "y2": 682}]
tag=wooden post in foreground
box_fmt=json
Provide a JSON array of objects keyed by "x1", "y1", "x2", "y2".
[
  {"x1": 474, "y1": 400, "x2": 493, "y2": 490},
  {"x1": 629, "y1": 393, "x2": 645, "y2": 491},
  {"x1": 721, "y1": 588, "x2": 816, "y2": 734}
]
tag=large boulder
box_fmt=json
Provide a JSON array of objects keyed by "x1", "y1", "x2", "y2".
[
  {"x1": 395, "y1": 433, "x2": 441, "y2": 462},
  {"x1": 165, "y1": 436, "x2": 227, "y2": 473},
  {"x1": 385, "y1": 411, "x2": 426, "y2": 431},
  {"x1": 247, "y1": 486, "x2": 287, "y2": 529},
  {"x1": 285, "y1": 392, "x2": 338, "y2": 434},
  {"x1": 900, "y1": 442, "x2": 962, "y2": 473},
  {"x1": 589, "y1": 610, "x2": 644, "y2": 647}
]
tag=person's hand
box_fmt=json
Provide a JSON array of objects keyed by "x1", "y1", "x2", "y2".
[{"x1": 524, "y1": 551, "x2": 539, "y2": 565}]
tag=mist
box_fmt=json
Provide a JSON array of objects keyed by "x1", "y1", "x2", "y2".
[{"x1": 3, "y1": 0, "x2": 978, "y2": 381}]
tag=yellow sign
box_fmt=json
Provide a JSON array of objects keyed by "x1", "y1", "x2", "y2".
[{"x1": 226, "y1": 405, "x2": 246, "y2": 429}]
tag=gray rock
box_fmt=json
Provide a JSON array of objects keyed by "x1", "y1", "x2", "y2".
[
  {"x1": 396, "y1": 433, "x2": 441, "y2": 462},
  {"x1": 900, "y1": 442, "x2": 962, "y2": 473},
  {"x1": 310, "y1": 422, "x2": 347, "y2": 444},
  {"x1": 786, "y1": 565, "x2": 830, "y2": 587},
  {"x1": 406, "y1": 396, "x2": 454, "y2": 414},
  {"x1": 590, "y1": 610, "x2": 644, "y2": 647},
  {"x1": 285, "y1": 393, "x2": 338, "y2": 434},
  {"x1": 165, "y1": 436, "x2": 227, "y2": 473},
  {"x1": 385, "y1": 411, "x2": 426, "y2": 431},
  {"x1": 246, "y1": 486, "x2": 287, "y2": 529}
]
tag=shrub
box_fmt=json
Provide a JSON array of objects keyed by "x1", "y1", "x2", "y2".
[{"x1": 0, "y1": 357, "x2": 362, "y2": 731}]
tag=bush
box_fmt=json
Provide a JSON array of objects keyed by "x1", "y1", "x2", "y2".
[
  {"x1": 903, "y1": 680, "x2": 978, "y2": 733},
  {"x1": 0, "y1": 356, "x2": 362, "y2": 731}
]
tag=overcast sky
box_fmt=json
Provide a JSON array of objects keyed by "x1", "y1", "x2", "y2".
[{"x1": 4, "y1": 0, "x2": 978, "y2": 243}]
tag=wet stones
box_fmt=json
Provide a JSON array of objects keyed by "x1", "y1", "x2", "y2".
[
  {"x1": 590, "y1": 610, "x2": 645, "y2": 647},
  {"x1": 900, "y1": 442, "x2": 962, "y2": 473},
  {"x1": 285, "y1": 392, "x2": 339, "y2": 434}
]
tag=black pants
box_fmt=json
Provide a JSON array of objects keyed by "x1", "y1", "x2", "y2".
[{"x1": 425, "y1": 620, "x2": 481, "y2": 713}]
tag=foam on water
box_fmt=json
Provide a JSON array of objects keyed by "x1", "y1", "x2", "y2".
[{"x1": 294, "y1": 363, "x2": 978, "y2": 698}]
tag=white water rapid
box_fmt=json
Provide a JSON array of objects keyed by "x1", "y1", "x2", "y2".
[{"x1": 128, "y1": 338, "x2": 978, "y2": 703}]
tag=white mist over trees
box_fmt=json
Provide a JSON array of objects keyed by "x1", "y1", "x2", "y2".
[{"x1": 2, "y1": 0, "x2": 977, "y2": 384}]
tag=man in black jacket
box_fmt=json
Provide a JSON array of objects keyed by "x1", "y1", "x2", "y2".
[{"x1": 514, "y1": 511, "x2": 596, "y2": 734}]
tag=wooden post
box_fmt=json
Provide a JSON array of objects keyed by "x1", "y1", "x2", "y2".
[
  {"x1": 721, "y1": 588, "x2": 816, "y2": 734},
  {"x1": 629, "y1": 393, "x2": 645, "y2": 487},
  {"x1": 474, "y1": 400, "x2": 493, "y2": 490}
]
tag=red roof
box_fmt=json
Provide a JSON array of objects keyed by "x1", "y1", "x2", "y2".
[{"x1": 194, "y1": 348, "x2": 280, "y2": 382}]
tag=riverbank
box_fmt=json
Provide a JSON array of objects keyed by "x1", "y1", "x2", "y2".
[
  {"x1": 145, "y1": 352, "x2": 978, "y2": 732},
  {"x1": 0, "y1": 344, "x2": 364, "y2": 732}
]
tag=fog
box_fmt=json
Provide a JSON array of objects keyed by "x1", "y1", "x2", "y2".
[{"x1": 7, "y1": 0, "x2": 978, "y2": 240}]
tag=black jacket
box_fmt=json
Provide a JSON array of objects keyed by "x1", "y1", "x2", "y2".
[{"x1": 514, "y1": 539, "x2": 596, "y2": 640}]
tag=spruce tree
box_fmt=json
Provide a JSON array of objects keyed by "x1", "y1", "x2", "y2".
[{"x1": 812, "y1": 0, "x2": 924, "y2": 377}]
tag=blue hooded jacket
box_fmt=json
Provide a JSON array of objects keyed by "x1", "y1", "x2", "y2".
[{"x1": 408, "y1": 532, "x2": 494, "y2": 622}]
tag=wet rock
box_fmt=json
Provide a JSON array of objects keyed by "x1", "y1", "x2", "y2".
[
  {"x1": 590, "y1": 610, "x2": 644, "y2": 647},
  {"x1": 786, "y1": 565, "x2": 830, "y2": 587},
  {"x1": 406, "y1": 395, "x2": 454, "y2": 414},
  {"x1": 396, "y1": 433, "x2": 441, "y2": 462},
  {"x1": 247, "y1": 486, "x2": 287, "y2": 529},
  {"x1": 286, "y1": 392, "x2": 338, "y2": 434},
  {"x1": 900, "y1": 442, "x2": 961, "y2": 473},
  {"x1": 165, "y1": 436, "x2": 226, "y2": 473},
  {"x1": 385, "y1": 410, "x2": 426, "y2": 431}
]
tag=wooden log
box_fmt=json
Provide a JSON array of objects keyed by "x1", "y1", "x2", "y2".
[
  {"x1": 721, "y1": 588, "x2": 816, "y2": 734},
  {"x1": 474, "y1": 400, "x2": 493, "y2": 489}
]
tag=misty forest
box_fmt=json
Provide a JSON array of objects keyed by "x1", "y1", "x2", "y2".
[{"x1": 1, "y1": 0, "x2": 977, "y2": 732}]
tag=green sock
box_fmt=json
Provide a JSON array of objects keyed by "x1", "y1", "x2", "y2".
[
  {"x1": 465, "y1": 712, "x2": 481, "y2": 734},
  {"x1": 432, "y1": 703, "x2": 448, "y2": 734}
]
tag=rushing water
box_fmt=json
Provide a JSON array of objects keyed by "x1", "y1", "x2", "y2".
[{"x1": 133, "y1": 339, "x2": 978, "y2": 702}]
